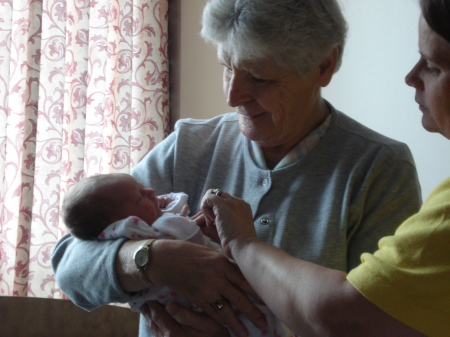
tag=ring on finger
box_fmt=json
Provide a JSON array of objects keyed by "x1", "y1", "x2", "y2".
[
  {"x1": 211, "y1": 299, "x2": 226, "y2": 311},
  {"x1": 211, "y1": 188, "x2": 223, "y2": 196}
]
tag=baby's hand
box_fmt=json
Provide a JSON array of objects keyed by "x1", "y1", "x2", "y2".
[
  {"x1": 158, "y1": 196, "x2": 173, "y2": 209},
  {"x1": 179, "y1": 205, "x2": 189, "y2": 217}
]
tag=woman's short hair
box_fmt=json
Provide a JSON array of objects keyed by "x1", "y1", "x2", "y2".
[
  {"x1": 201, "y1": 0, "x2": 348, "y2": 76},
  {"x1": 421, "y1": 0, "x2": 450, "y2": 43}
]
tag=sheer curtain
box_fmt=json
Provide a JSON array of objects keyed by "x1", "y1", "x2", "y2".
[{"x1": 0, "y1": 0, "x2": 169, "y2": 298}]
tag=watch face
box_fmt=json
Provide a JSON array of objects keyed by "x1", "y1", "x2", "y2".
[{"x1": 135, "y1": 249, "x2": 148, "y2": 268}]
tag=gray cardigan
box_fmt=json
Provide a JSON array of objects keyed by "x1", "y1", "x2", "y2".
[{"x1": 52, "y1": 105, "x2": 421, "y2": 335}]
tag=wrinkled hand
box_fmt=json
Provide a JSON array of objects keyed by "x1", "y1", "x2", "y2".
[
  {"x1": 201, "y1": 190, "x2": 258, "y2": 259},
  {"x1": 141, "y1": 301, "x2": 230, "y2": 337},
  {"x1": 148, "y1": 240, "x2": 266, "y2": 336}
]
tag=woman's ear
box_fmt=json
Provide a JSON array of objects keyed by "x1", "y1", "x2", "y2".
[{"x1": 318, "y1": 47, "x2": 339, "y2": 87}]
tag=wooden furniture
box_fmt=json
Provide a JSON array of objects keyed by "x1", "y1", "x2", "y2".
[{"x1": 0, "y1": 296, "x2": 140, "y2": 337}]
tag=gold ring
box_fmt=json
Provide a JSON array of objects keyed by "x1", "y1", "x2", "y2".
[
  {"x1": 210, "y1": 189, "x2": 223, "y2": 196},
  {"x1": 212, "y1": 299, "x2": 225, "y2": 311}
]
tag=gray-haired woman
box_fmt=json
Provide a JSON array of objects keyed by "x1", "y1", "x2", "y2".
[
  {"x1": 52, "y1": 0, "x2": 421, "y2": 336},
  {"x1": 145, "y1": 0, "x2": 450, "y2": 336}
]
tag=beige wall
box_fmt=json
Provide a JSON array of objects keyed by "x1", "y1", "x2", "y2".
[{"x1": 169, "y1": 0, "x2": 230, "y2": 129}]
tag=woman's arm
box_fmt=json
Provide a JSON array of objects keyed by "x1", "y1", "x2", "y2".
[
  {"x1": 51, "y1": 234, "x2": 131, "y2": 310},
  {"x1": 53, "y1": 233, "x2": 266, "y2": 337},
  {"x1": 201, "y1": 191, "x2": 426, "y2": 337},
  {"x1": 116, "y1": 238, "x2": 267, "y2": 337},
  {"x1": 228, "y1": 235, "x2": 425, "y2": 337}
]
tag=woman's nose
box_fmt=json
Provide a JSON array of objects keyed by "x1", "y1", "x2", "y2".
[
  {"x1": 405, "y1": 61, "x2": 424, "y2": 91},
  {"x1": 226, "y1": 72, "x2": 252, "y2": 107}
]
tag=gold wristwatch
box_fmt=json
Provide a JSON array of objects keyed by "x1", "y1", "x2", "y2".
[{"x1": 133, "y1": 239, "x2": 156, "y2": 284}]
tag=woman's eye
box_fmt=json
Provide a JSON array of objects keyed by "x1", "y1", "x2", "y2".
[
  {"x1": 251, "y1": 75, "x2": 270, "y2": 84},
  {"x1": 426, "y1": 66, "x2": 441, "y2": 75},
  {"x1": 253, "y1": 76, "x2": 268, "y2": 83},
  {"x1": 424, "y1": 61, "x2": 441, "y2": 75}
]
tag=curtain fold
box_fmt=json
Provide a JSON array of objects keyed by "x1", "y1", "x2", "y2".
[{"x1": 0, "y1": 0, "x2": 169, "y2": 298}]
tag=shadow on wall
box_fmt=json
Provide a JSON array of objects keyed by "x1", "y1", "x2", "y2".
[{"x1": 0, "y1": 296, "x2": 139, "y2": 337}]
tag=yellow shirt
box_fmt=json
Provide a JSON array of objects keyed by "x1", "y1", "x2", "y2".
[{"x1": 347, "y1": 177, "x2": 450, "y2": 337}]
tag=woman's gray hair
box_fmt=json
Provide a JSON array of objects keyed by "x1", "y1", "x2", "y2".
[{"x1": 201, "y1": 0, "x2": 348, "y2": 76}]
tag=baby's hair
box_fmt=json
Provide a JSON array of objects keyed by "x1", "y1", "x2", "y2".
[{"x1": 62, "y1": 174, "x2": 128, "y2": 240}]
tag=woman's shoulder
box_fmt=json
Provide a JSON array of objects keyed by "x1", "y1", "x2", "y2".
[
  {"x1": 330, "y1": 108, "x2": 413, "y2": 160},
  {"x1": 173, "y1": 112, "x2": 242, "y2": 145},
  {"x1": 174, "y1": 112, "x2": 238, "y2": 130}
]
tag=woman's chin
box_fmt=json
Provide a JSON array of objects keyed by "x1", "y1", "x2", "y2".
[
  {"x1": 239, "y1": 124, "x2": 267, "y2": 142},
  {"x1": 421, "y1": 117, "x2": 439, "y2": 134}
]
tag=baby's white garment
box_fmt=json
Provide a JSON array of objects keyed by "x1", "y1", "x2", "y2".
[{"x1": 100, "y1": 192, "x2": 217, "y2": 247}]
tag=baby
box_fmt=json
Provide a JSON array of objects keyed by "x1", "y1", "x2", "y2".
[
  {"x1": 61, "y1": 173, "x2": 295, "y2": 337},
  {"x1": 62, "y1": 173, "x2": 214, "y2": 246}
]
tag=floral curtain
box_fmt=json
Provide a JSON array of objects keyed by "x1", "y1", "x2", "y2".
[{"x1": 0, "y1": 0, "x2": 169, "y2": 298}]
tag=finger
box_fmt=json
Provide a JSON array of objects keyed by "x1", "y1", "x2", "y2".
[
  {"x1": 167, "y1": 303, "x2": 230, "y2": 337},
  {"x1": 196, "y1": 301, "x2": 250, "y2": 337},
  {"x1": 190, "y1": 211, "x2": 203, "y2": 221},
  {"x1": 141, "y1": 301, "x2": 181, "y2": 336},
  {"x1": 167, "y1": 302, "x2": 219, "y2": 331},
  {"x1": 180, "y1": 205, "x2": 189, "y2": 217},
  {"x1": 202, "y1": 190, "x2": 236, "y2": 222},
  {"x1": 221, "y1": 276, "x2": 267, "y2": 330},
  {"x1": 193, "y1": 213, "x2": 206, "y2": 227},
  {"x1": 198, "y1": 223, "x2": 221, "y2": 243},
  {"x1": 201, "y1": 190, "x2": 220, "y2": 224}
]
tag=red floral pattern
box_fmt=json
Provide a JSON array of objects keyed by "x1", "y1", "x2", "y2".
[{"x1": 0, "y1": 0, "x2": 169, "y2": 298}]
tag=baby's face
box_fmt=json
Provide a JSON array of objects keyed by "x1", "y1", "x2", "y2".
[{"x1": 117, "y1": 176, "x2": 163, "y2": 225}]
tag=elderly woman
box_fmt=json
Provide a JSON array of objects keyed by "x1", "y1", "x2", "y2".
[
  {"x1": 152, "y1": 0, "x2": 450, "y2": 336},
  {"x1": 52, "y1": 0, "x2": 421, "y2": 336}
]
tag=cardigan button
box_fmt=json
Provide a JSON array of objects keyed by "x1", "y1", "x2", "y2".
[{"x1": 260, "y1": 218, "x2": 270, "y2": 225}]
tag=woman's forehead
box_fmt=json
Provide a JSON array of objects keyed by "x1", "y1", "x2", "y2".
[
  {"x1": 217, "y1": 48, "x2": 283, "y2": 72},
  {"x1": 419, "y1": 16, "x2": 450, "y2": 62}
]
